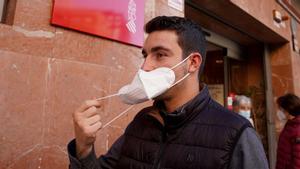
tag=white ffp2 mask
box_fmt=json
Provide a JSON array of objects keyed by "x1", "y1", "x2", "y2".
[
  {"x1": 117, "y1": 67, "x2": 175, "y2": 104},
  {"x1": 96, "y1": 55, "x2": 191, "y2": 104},
  {"x1": 117, "y1": 55, "x2": 191, "y2": 104}
]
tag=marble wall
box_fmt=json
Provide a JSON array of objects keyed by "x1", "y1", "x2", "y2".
[
  {"x1": 230, "y1": 0, "x2": 290, "y2": 40},
  {"x1": 0, "y1": 0, "x2": 183, "y2": 168}
]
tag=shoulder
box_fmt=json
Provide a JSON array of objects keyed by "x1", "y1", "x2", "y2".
[
  {"x1": 283, "y1": 118, "x2": 300, "y2": 136},
  {"x1": 201, "y1": 99, "x2": 251, "y2": 129},
  {"x1": 234, "y1": 128, "x2": 264, "y2": 152},
  {"x1": 277, "y1": 119, "x2": 300, "y2": 147},
  {"x1": 230, "y1": 128, "x2": 269, "y2": 169}
]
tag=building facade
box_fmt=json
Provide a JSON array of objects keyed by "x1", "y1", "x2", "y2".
[{"x1": 0, "y1": 0, "x2": 299, "y2": 168}]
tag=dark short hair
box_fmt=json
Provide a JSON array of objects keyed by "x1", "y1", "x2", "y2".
[
  {"x1": 145, "y1": 16, "x2": 206, "y2": 79},
  {"x1": 277, "y1": 93, "x2": 300, "y2": 116}
]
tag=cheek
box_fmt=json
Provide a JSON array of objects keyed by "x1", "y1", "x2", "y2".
[
  {"x1": 246, "y1": 105, "x2": 252, "y2": 111},
  {"x1": 173, "y1": 67, "x2": 187, "y2": 80}
]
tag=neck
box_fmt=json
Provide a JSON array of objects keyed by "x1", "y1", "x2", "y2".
[{"x1": 164, "y1": 81, "x2": 200, "y2": 113}]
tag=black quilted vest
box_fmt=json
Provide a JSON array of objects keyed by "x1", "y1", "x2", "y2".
[{"x1": 115, "y1": 85, "x2": 251, "y2": 169}]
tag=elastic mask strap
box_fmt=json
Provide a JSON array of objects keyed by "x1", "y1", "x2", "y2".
[
  {"x1": 96, "y1": 93, "x2": 120, "y2": 101},
  {"x1": 102, "y1": 105, "x2": 134, "y2": 128},
  {"x1": 95, "y1": 93, "x2": 134, "y2": 129},
  {"x1": 170, "y1": 54, "x2": 192, "y2": 70},
  {"x1": 170, "y1": 73, "x2": 190, "y2": 88}
]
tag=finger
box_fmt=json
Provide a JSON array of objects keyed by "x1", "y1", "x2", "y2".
[
  {"x1": 83, "y1": 106, "x2": 98, "y2": 118},
  {"x1": 86, "y1": 114, "x2": 101, "y2": 126},
  {"x1": 89, "y1": 121, "x2": 102, "y2": 132},
  {"x1": 77, "y1": 100, "x2": 101, "y2": 113}
]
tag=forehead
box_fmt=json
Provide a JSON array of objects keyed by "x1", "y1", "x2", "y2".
[
  {"x1": 239, "y1": 100, "x2": 251, "y2": 107},
  {"x1": 143, "y1": 30, "x2": 181, "y2": 51}
]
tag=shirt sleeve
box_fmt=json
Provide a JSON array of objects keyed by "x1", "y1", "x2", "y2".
[
  {"x1": 229, "y1": 127, "x2": 269, "y2": 169},
  {"x1": 67, "y1": 135, "x2": 125, "y2": 169}
]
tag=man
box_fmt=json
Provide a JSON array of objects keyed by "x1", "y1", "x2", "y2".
[
  {"x1": 68, "y1": 16, "x2": 269, "y2": 169},
  {"x1": 232, "y1": 95, "x2": 254, "y2": 126}
]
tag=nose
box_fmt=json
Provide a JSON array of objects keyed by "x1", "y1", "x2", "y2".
[{"x1": 141, "y1": 56, "x2": 155, "y2": 72}]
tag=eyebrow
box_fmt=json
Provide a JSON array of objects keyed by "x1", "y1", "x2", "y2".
[{"x1": 142, "y1": 46, "x2": 172, "y2": 56}]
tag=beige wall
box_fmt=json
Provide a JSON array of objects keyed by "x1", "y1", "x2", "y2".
[{"x1": 0, "y1": 0, "x2": 183, "y2": 168}]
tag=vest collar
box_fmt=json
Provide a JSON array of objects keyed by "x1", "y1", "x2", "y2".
[{"x1": 153, "y1": 84, "x2": 211, "y2": 130}]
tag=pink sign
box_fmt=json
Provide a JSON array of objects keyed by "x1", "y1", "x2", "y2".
[{"x1": 51, "y1": 0, "x2": 145, "y2": 47}]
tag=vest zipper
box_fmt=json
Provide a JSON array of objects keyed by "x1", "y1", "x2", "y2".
[{"x1": 152, "y1": 129, "x2": 167, "y2": 169}]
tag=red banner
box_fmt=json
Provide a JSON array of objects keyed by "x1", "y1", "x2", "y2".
[{"x1": 51, "y1": 0, "x2": 145, "y2": 47}]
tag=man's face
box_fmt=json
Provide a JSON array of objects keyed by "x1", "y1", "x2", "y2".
[
  {"x1": 238, "y1": 101, "x2": 251, "y2": 112},
  {"x1": 141, "y1": 30, "x2": 187, "y2": 100}
]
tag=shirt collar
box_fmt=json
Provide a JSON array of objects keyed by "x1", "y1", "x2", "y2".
[{"x1": 153, "y1": 84, "x2": 211, "y2": 130}]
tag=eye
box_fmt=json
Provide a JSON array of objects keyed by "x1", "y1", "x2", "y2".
[
  {"x1": 141, "y1": 49, "x2": 147, "y2": 58},
  {"x1": 155, "y1": 52, "x2": 166, "y2": 59},
  {"x1": 142, "y1": 53, "x2": 147, "y2": 58},
  {"x1": 157, "y1": 53, "x2": 163, "y2": 58}
]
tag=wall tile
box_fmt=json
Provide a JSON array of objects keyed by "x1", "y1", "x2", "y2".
[
  {"x1": 0, "y1": 50, "x2": 48, "y2": 168},
  {"x1": 43, "y1": 58, "x2": 113, "y2": 146},
  {"x1": 13, "y1": 0, "x2": 54, "y2": 31},
  {"x1": 0, "y1": 24, "x2": 54, "y2": 58}
]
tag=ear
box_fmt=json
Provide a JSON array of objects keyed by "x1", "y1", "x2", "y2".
[{"x1": 188, "y1": 53, "x2": 202, "y2": 73}]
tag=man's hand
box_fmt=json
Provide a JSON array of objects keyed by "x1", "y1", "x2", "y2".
[{"x1": 73, "y1": 100, "x2": 102, "y2": 159}]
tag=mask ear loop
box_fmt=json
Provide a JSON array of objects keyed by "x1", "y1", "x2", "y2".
[
  {"x1": 96, "y1": 93, "x2": 120, "y2": 101},
  {"x1": 169, "y1": 54, "x2": 192, "y2": 87},
  {"x1": 95, "y1": 93, "x2": 134, "y2": 129},
  {"x1": 101, "y1": 105, "x2": 134, "y2": 129},
  {"x1": 170, "y1": 73, "x2": 190, "y2": 88},
  {"x1": 171, "y1": 54, "x2": 192, "y2": 70}
]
